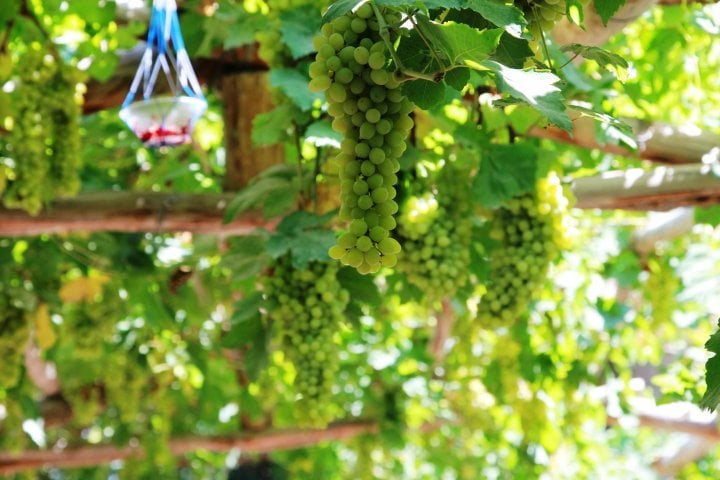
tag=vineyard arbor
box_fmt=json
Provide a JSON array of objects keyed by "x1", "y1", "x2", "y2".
[{"x1": 1, "y1": 0, "x2": 720, "y2": 478}]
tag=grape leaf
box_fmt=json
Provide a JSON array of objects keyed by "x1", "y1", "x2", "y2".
[
  {"x1": 472, "y1": 143, "x2": 538, "y2": 208},
  {"x1": 402, "y1": 79, "x2": 447, "y2": 110},
  {"x1": 482, "y1": 60, "x2": 572, "y2": 132},
  {"x1": 275, "y1": 211, "x2": 335, "y2": 234},
  {"x1": 492, "y1": 32, "x2": 534, "y2": 69},
  {"x1": 701, "y1": 320, "x2": 720, "y2": 411},
  {"x1": 464, "y1": 0, "x2": 526, "y2": 37},
  {"x1": 305, "y1": 120, "x2": 343, "y2": 148},
  {"x1": 223, "y1": 165, "x2": 298, "y2": 222},
  {"x1": 221, "y1": 236, "x2": 270, "y2": 280},
  {"x1": 561, "y1": 44, "x2": 628, "y2": 76},
  {"x1": 232, "y1": 292, "x2": 264, "y2": 325},
  {"x1": 444, "y1": 67, "x2": 470, "y2": 91},
  {"x1": 252, "y1": 104, "x2": 294, "y2": 147},
  {"x1": 321, "y1": 0, "x2": 364, "y2": 23},
  {"x1": 267, "y1": 230, "x2": 335, "y2": 268},
  {"x1": 695, "y1": 206, "x2": 720, "y2": 227},
  {"x1": 593, "y1": 0, "x2": 627, "y2": 26},
  {"x1": 279, "y1": 5, "x2": 322, "y2": 59},
  {"x1": 337, "y1": 267, "x2": 382, "y2": 306},
  {"x1": 221, "y1": 312, "x2": 269, "y2": 382},
  {"x1": 417, "y1": 19, "x2": 504, "y2": 70},
  {"x1": 34, "y1": 304, "x2": 57, "y2": 351},
  {"x1": 270, "y1": 68, "x2": 321, "y2": 111}
]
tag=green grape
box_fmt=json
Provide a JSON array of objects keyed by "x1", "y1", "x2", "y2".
[
  {"x1": 261, "y1": 255, "x2": 350, "y2": 427},
  {"x1": 61, "y1": 296, "x2": 117, "y2": 360},
  {"x1": 477, "y1": 172, "x2": 571, "y2": 327},
  {"x1": 4, "y1": 47, "x2": 83, "y2": 214},
  {"x1": 0, "y1": 290, "x2": 29, "y2": 388},
  {"x1": 310, "y1": 6, "x2": 415, "y2": 274},
  {"x1": 395, "y1": 189, "x2": 472, "y2": 301},
  {"x1": 644, "y1": 255, "x2": 679, "y2": 329}
]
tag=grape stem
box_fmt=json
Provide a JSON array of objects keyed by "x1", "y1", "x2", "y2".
[{"x1": 291, "y1": 121, "x2": 307, "y2": 208}]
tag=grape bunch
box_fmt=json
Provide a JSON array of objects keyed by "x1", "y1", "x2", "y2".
[
  {"x1": 5, "y1": 46, "x2": 82, "y2": 214},
  {"x1": 0, "y1": 290, "x2": 30, "y2": 388},
  {"x1": 262, "y1": 255, "x2": 350, "y2": 427},
  {"x1": 478, "y1": 173, "x2": 570, "y2": 327},
  {"x1": 395, "y1": 192, "x2": 472, "y2": 301},
  {"x1": 644, "y1": 256, "x2": 679, "y2": 328},
  {"x1": 61, "y1": 300, "x2": 116, "y2": 360},
  {"x1": 309, "y1": 3, "x2": 413, "y2": 274}
]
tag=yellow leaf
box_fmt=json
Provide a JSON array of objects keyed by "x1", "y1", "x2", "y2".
[
  {"x1": 34, "y1": 304, "x2": 57, "y2": 350},
  {"x1": 59, "y1": 274, "x2": 109, "y2": 303}
]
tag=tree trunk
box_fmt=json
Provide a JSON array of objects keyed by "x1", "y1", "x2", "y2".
[{"x1": 222, "y1": 72, "x2": 285, "y2": 190}]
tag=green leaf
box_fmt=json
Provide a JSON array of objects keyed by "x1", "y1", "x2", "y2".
[
  {"x1": 267, "y1": 230, "x2": 336, "y2": 268},
  {"x1": 492, "y1": 32, "x2": 534, "y2": 69},
  {"x1": 482, "y1": 60, "x2": 571, "y2": 131},
  {"x1": 279, "y1": 5, "x2": 323, "y2": 59},
  {"x1": 305, "y1": 120, "x2": 343, "y2": 148},
  {"x1": 221, "y1": 313, "x2": 269, "y2": 382},
  {"x1": 472, "y1": 143, "x2": 538, "y2": 208},
  {"x1": 270, "y1": 68, "x2": 321, "y2": 112},
  {"x1": 232, "y1": 292, "x2": 264, "y2": 325},
  {"x1": 275, "y1": 211, "x2": 335, "y2": 234},
  {"x1": 561, "y1": 44, "x2": 629, "y2": 77},
  {"x1": 464, "y1": 0, "x2": 527, "y2": 37},
  {"x1": 252, "y1": 104, "x2": 294, "y2": 147},
  {"x1": 222, "y1": 235, "x2": 270, "y2": 280},
  {"x1": 402, "y1": 79, "x2": 447, "y2": 110},
  {"x1": 337, "y1": 267, "x2": 382, "y2": 306},
  {"x1": 701, "y1": 320, "x2": 720, "y2": 411},
  {"x1": 420, "y1": 20, "x2": 504, "y2": 69},
  {"x1": 223, "y1": 165, "x2": 298, "y2": 222},
  {"x1": 322, "y1": 0, "x2": 364, "y2": 24},
  {"x1": 695, "y1": 206, "x2": 720, "y2": 227},
  {"x1": 593, "y1": 0, "x2": 627, "y2": 26},
  {"x1": 224, "y1": 13, "x2": 268, "y2": 49},
  {"x1": 444, "y1": 67, "x2": 470, "y2": 91}
]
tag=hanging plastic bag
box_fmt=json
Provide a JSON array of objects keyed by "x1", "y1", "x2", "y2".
[{"x1": 119, "y1": 0, "x2": 207, "y2": 147}]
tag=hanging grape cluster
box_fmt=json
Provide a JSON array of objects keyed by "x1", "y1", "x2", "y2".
[
  {"x1": 61, "y1": 301, "x2": 117, "y2": 360},
  {"x1": 644, "y1": 255, "x2": 679, "y2": 328},
  {"x1": 309, "y1": 4, "x2": 413, "y2": 274},
  {"x1": 395, "y1": 192, "x2": 472, "y2": 301},
  {"x1": 0, "y1": 290, "x2": 30, "y2": 388},
  {"x1": 262, "y1": 255, "x2": 349, "y2": 427},
  {"x1": 5, "y1": 46, "x2": 83, "y2": 214},
  {"x1": 478, "y1": 173, "x2": 570, "y2": 327}
]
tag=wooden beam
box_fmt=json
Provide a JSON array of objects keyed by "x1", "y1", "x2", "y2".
[
  {"x1": 530, "y1": 117, "x2": 720, "y2": 165},
  {"x1": 0, "y1": 421, "x2": 378, "y2": 474},
  {"x1": 573, "y1": 164, "x2": 720, "y2": 211},
  {"x1": 0, "y1": 192, "x2": 276, "y2": 237},
  {"x1": 0, "y1": 164, "x2": 718, "y2": 237}
]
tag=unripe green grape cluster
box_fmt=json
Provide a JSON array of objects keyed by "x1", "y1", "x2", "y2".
[
  {"x1": 0, "y1": 291, "x2": 30, "y2": 388},
  {"x1": 396, "y1": 192, "x2": 472, "y2": 300},
  {"x1": 478, "y1": 173, "x2": 570, "y2": 327},
  {"x1": 61, "y1": 301, "x2": 116, "y2": 360},
  {"x1": 103, "y1": 353, "x2": 148, "y2": 424},
  {"x1": 309, "y1": 4, "x2": 413, "y2": 275},
  {"x1": 5, "y1": 47, "x2": 82, "y2": 214},
  {"x1": 262, "y1": 256, "x2": 350, "y2": 427},
  {"x1": 644, "y1": 256, "x2": 678, "y2": 328}
]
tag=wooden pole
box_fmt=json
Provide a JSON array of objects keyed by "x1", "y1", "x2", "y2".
[{"x1": 221, "y1": 72, "x2": 285, "y2": 190}]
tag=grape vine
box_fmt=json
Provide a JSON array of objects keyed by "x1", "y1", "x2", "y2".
[
  {"x1": 477, "y1": 172, "x2": 571, "y2": 327},
  {"x1": 310, "y1": 4, "x2": 413, "y2": 274},
  {"x1": 261, "y1": 255, "x2": 349, "y2": 427}
]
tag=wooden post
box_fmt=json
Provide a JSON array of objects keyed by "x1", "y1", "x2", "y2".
[{"x1": 222, "y1": 72, "x2": 285, "y2": 190}]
